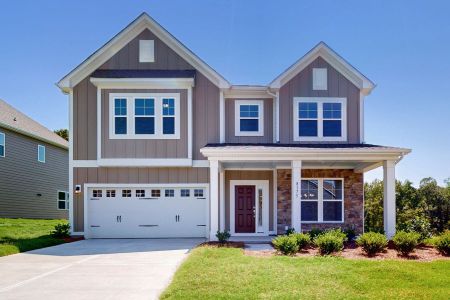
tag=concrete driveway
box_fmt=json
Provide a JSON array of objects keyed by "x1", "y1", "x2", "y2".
[{"x1": 0, "y1": 239, "x2": 203, "y2": 300}]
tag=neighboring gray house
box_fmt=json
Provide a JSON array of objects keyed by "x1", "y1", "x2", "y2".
[
  {"x1": 58, "y1": 13, "x2": 410, "y2": 239},
  {"x1": 0, "y1": 99, "x2": 69, "y2": 219}
]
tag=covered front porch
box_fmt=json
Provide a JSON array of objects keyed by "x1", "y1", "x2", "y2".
[{"x1": 200, "y1": 144, "x2": 410, "y2": 241}]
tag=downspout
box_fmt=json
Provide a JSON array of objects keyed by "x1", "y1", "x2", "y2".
[{"x1": 267, "y1": 89, "x2": 279, "y2": 143}]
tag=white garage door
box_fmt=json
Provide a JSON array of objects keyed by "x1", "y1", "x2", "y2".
[{"x1": 86, "y1": 185, "x2": 208, "y2": 238}]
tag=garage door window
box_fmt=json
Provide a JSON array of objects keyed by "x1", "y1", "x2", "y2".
[
  {"x1": 165, "y1": 189, "x2": 174, "y2": 197},
  {"x1": 92, "y1": 190, "x2": 102, "y2": 198},
  {"x1": 122, "y1": 190, "x2": 131, "y2": 197},
  {"x1": 151, "y1": 190, "x2": 161, "y2": 197},
  {"x1": 57, "y1": 191, "x2": 69, "y2": 210},
  {"x1": 194, "y1": 189, "x2": 204, "y2": 197},
  {"x1": 181, "y1": 189, "x2": 190, "y2": 197},
  {"x1": 136, "y1": 190, "x2": 145, "y2": 197},
  {"x1": 106, "y1": 190, "x2": 116, "y2": 197}
]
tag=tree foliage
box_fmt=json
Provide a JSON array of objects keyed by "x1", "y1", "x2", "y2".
[
  {"x1": 54, "y1": 129, "x2": 68, "y2": 141},
  {"x1": 364, "y1": 178, "x2": 450, "y2": 235}
]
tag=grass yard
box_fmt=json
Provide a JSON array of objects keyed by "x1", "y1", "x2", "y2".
[
  {"x1": 0, "y1": 218, "x2": 68, "y2": 257},
  {"x1": 161, "y1": 246, "x2": 450, "y2": 299}
]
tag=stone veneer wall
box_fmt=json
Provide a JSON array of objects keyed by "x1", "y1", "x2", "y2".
[{"x1": 277, "y1": 169, "x2": 364, "y2": 234}]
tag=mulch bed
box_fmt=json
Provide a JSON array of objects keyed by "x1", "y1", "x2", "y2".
[
  {"x1": 62, "y1": 236, "x2": 84, "y2": 243},
  {"x1": 245, "y1": 242, "x2": 449, "y2": 261},
  {"x1": 199, "y1": 241, "x2": 245, "y2": 248}
]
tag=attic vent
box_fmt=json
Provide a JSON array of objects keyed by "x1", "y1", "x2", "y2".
[
  {"x1": 313, "y1": 68, "x2": 327, "y2": 90},
  {"x1": 139, "y1": 40, "x2": 155, "y2": 63}
]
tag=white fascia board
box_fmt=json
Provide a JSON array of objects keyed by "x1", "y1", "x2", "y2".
[
  {"x1": 90, "y1": 77, "x2": 194, "y2": 89},
  {"x1": 97, "y1": 158, "x2": 192, "y2": 167},
  {"x1": 224, "y1": 86, "x2": 273, "y2": 99},
  {"x1": 269, "y1": 42, "x2": 375, "y2": 94},
  {"x1": 57, "y1": 13, "x2": 230, "y2": 92}
]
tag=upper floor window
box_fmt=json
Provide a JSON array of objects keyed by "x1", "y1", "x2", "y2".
[
  {"x1": 234, "y1": 100, "x2": 264, "y2": 136},
  {"x1": 293, "y1": 97, "x2": 346, "y2": 141},
  {"x1": 37, "y1": 145, "x2": 45, "y2": 163},
  {"x1": 0, "y1": 132, "x2": 4, "y2": 157},
  {"x1": 109, "y1": 93, "x2": 180, "y2": 139}
]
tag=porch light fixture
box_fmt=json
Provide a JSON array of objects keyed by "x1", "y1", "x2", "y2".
[{"x1": 75, "y1": 185, "x2": 82, "y2": 194}]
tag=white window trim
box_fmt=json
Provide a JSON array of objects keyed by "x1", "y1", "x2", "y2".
[
  {"x1": 0, "y1": 132, "x2": 5, "y2": 157},
  {"x1": 234, "y1": 100, "x2": 264, "y2": 137},
  {"x1": 293, "y1": 97, "x2": 347, "y2": 142},
  {"x1": 300, "y1": 178, "x2": 344, "y2": 224},
  {"x1": 37, "y1": 145, "x2": 46, "y2": 163},
  {"x1": 109, "y1": 93, "x2": 180, "y2": 139},
  {"x1": 313, "y1": 68, "x2": 328, "y2": 90},
  {"x1": 57, "y1": 190, "x2": 69, "y2": 210}
]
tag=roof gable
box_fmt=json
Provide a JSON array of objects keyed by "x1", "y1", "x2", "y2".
[
  {"x1": 57, "y1": 13, "x2": 230, "y2": 93},
  {"x1": 269, "y1": 42, "x2": 375, "y2": 95}
]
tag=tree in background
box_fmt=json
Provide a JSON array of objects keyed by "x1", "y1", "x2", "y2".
[
  {"x1": 364, "y1": 177, "x2": 450, "y2": 237},
  {"x1": 54, "y1": 129, "x2": 68, "y2": 141}
]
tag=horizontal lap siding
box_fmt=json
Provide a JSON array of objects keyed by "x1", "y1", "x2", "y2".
[
  {"x1": 224, "y1": 170, "x2": 274, "y2": 232},
  {"x1": 279, "y1": 57, "x2": 360, "y2": 143},
  {"x1": 0, "y1": 128, "x2": 68, "y2": 219},
  {"x1": 225, "y1": 98, "x2": 273, "y2": 143},
  {"x1": 72, "y1": 167, "x2": 209, "y2": 231}
]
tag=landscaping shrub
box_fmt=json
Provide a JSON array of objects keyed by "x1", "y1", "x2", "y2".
[
  {"x1": 50, "y1": 223, "x2": 70, "y2": 238},
  {"x1": 343, "y1": 227, "x2": 357, "y2": 241},
  {"x1": 393, "y1": 231, "x2": 420, "y2": 256},
  {"x1": 326, "y1": 228, "x2": 348, "y2": 241},
  {"x1": 272, "y1": 235, "x2": 299, "y2": 255},
  {"x1": 308, "y1": 228, "x2": 324, "y2": 240},
  {"x1": 291, "y1": 233, "x2": 310, "y2": 250},
  {"x1": 356, "y1": 232, "x2": 388, "y2": 256},
  {"x1": 314, "y1": 231, "x2": 345, "y2": 255},
  {"x1": 433, "y1": 231, "x2": 450, "y2": 256},
  {"x1": 398, "y1": 216, "x2": 432, "y2": 242},
  {"x1": 215, "y1": 230, "x2": 231, "y2": 243},
  {"x1": 285, "y1": 227, "x2": 295, "y2": 235}
]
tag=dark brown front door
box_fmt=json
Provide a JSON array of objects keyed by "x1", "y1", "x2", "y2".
[{"x1": 235, "y1": 185, "x2": 255, "y2": 233}]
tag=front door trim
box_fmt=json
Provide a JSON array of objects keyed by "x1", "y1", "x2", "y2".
[{"x1": 230, "y1": 180, "x2": 269, "y2": 236}]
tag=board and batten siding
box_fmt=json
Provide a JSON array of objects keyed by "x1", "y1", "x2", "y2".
[
  {"x1": 0, "y1": 127, "x2": 68, "y2": 219},
  {"x1": 225, "y1": 98, "x2": 273, "y2": 143},
  {"x1": 279, "y1": 56, "x2": 361, "y2": 143},
  {"x1": 72, "y1": 167, "x2": 209, "y2": 231},
  {"x1": 72, "y1": 29, "x2": 220, "y2": 161},
  {"x1": 225, "y1": 170, "x2": 274, "y2": 232}
]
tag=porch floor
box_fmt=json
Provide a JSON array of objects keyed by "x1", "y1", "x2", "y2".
[{"x1": 229, "y1": 236, "x2": 275, "y2": 244}]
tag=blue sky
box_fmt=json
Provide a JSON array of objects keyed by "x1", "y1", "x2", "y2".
[{"x1": 0, "y1": 1, "x2": 449, "y2": 186}]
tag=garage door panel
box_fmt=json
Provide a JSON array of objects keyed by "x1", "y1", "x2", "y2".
[{"x1": 87, "y1": 186, "x2": 207, "y2": 238}]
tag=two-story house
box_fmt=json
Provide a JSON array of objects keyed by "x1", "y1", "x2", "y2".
[{"x1": 58, "y1": 13, "x2": 410, "y2": 240}]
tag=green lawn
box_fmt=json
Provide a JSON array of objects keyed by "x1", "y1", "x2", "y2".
[
  {"x1": 0, "y1": 218, "x2": 68, "y2": 257},
  {"x1": 161, "y1": 247, "x2": 450, "y2": 299}
]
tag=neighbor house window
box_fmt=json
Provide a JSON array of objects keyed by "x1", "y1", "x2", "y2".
[
  {"x1": 293, "y1": 98, "x2": 346, "y2": 141},
  {"x1": 57, "y1": 191, "x2": 69, "y2": 210},
  {"x1": 0, "y1": 132, "x2": 4, "y2": 157},
  {"x1": 235, "y1": 100, "x2": 264, "y2": 136},
  {"x1": 110, "y1": 93, "x2": 180, "y2": 139},
  {"x1": 37, "y1": 145, "x2": 46, "y2": 163},
  {"x1": 300, "y1": 179, "x2": 344, "y2": 223}
]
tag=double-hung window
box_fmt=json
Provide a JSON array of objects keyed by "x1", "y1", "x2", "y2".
[
  {"x1": 110, "y1": 93, "x2": 180, "y2": 139},
  {"x1": 300, "y1": 179, "x2": 344, "y2": 223},
  {"x1": 235, "y1": 100, "x2": 264, "y2": 136},
  {"x1": 57, "y1": 191, "x2": 69, "y2": 210},
  {"x1": 38, "y1": 145, "x2": 45, "y2": 163},
  {"x1": 294, "y1": 98, "x2": 346, "y2": 141},
  {"x1": 0, "y1": 132, "x2": 5, "y2": 157}
]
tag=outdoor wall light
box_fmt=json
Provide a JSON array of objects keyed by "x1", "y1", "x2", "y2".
[{"x1": 75, "y1": 185, "x2": 81, "y2": 194}]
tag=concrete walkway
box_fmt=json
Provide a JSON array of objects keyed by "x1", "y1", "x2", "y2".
[{"x1": 0, "y1": 239, "x2": 203, "y2": 300}]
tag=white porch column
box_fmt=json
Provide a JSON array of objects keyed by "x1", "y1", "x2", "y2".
[
  {"x1": 383, "y1": 160, "x2": 396, "y2": 239},
  {"x1": 291, "y1": 160, "x2": 302, "y2": 232},
  {"x1": 209, "y1": 160, "x2": 220, "y2": 240}
]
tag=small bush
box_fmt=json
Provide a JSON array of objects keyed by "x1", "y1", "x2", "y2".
[
  {"x1": 356, "y1": 232, "x2": 388, "y2": 256},
  {"x1": 50, "y1": 223, "x2": 70, "y2": 238},
  {"x1": 308, "y1": 228, "x2": 324, "y2": 240},
  {"x1": 398, "y1": 216, "x2": 432, "y2": 242},
  {"x1": 343, "y1": 227, "x2": 357, "y2": 241},
  {"x1": 272, "y1": 235, "x2": 299, "y2": 255},
  {"x1": 314, "y1": 231, "x2": 345, "y2": 255},
  {"x1": 433, "y1": 231, "x2": 450, "y2": 256},
  {"x1": 215, "y1": 231, "x2": 231, "y2": 243},
  {"x1": 291, "y1": 233, "x2": 310, "y2": 250},
  {"x1": 285, "y1": 227, "x2": 296, "y2": 235},
  {"x1": 393, "y1": 231, "x2": 420, "y2": 256}
]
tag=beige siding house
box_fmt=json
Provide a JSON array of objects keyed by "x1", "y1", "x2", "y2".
[
  {"x1": 58, "y1": 13, "x2": 410, "y2": 239},
  {"x1": 0, "y1": 99, "x2": 69, "y2": 219}
]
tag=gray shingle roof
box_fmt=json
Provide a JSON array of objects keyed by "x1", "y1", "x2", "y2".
[{"x1": 0, "y1": 99, "x2": 68, "y2": 149}]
